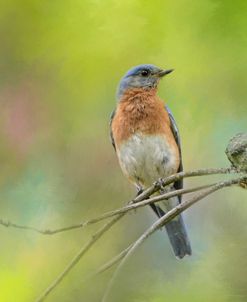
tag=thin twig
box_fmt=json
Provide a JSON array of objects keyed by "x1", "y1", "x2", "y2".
[
  {"x1": 86, "y1": 244, "x2": 133, "y2": 281},
  {"x1": 83, "y1": 184, "x2": 230, "y2": 280},
  {"x1": 50, "y1": 182, "x2": 218, "y2": 300},
  {"x1": 35, "y1": 172, "x2": 163, "y2": 301},
  {"x1": 36, "y1": 183, "x2": 208, "y2": 301},
  {"x1": 101, "y1": 176, "x2": 245, "y2": 302},
  {"x1": 36, "y1": 214, "x2": 124, "y2": 302},
  {"x1": 0, "y1": 184, "x2": 212, "y2": 234},
  {"x1": 116, "y1": 183, "x2": 215, "y2": 215},
  {"x1": 159, "y1": 167, "x2": 235, "y2": 187},
  {"x1": 0, "y1": 167, "x2": 236, "y2": 235},
  {"x1": 75, "y1": 184, "x2": 218, "y2": 285},
  {"x1": 84, "y1": 185, "x2": 213, "y2": 279},
  {"x1": 28, "y1": 168, "x2": 242, "y2": 301}
]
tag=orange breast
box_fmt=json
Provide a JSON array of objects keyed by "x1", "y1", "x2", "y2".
[{"x1": 111, "y1": 88, "x2": 178, "y2": 151}]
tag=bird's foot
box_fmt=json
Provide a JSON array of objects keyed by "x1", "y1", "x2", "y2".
[
  {"x1": 136, "y1": 187, "x2": 144, "y2": 196},
  {"x1": 154, "y1": 178, "x2": 166, "y2": 191}
]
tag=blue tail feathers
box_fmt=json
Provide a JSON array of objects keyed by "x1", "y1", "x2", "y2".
[
  {"x1": 164, "y1": 214, "x2": 192, "y2": 258},
  {"x1": 150, "y1": 203, "x2": 192, "y2": 259}
]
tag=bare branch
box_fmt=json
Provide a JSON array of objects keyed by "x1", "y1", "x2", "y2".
[
  {"x1": 0, "y1": 128, "x2": 245, "y2": 302},
  {"x1": 86, "y1": 180, "x2": 211, "y2": 278},
  {"x1": 0, "y1": 127, "x2": 243, "y2": 302},
  {"x1": 101, "y1": 176, "x2": 245, "y2": 302},
  {"x1": 36, "y1": 214, "x2": 124, "y2": 302},
  {"x1": 84, "y1": 178, "x2": 244, "y2": 281},
  {"x1": 4, "y1": 167, "x2": 241, "y2": 302},
  {"x1": 86, "y1": 244, "x2": 133, "y2": 280},
  {"x1": 116, "y1": 183, "x2": 216, "y2": 215},
  {"x1": 130, "y1": 167, "x2": 236, "y2": 203},
  {"x1": 0, "y1": 167, "x2": 237, "y2": 235},
  {"x1": 35, "y1": 179, "x2": 222, "y2": 301},
  {"x1": 46, "y1": 184, "x2": 219, "y2": 295}
]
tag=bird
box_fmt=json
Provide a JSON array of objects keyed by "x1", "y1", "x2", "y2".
[{"x1": 110, "y1": 64, "x2": 191, "y2": 259}]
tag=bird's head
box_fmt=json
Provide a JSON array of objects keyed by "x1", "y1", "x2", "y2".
[{"x1": 117, "y1": 64, "x2": 173, "y2": 99}]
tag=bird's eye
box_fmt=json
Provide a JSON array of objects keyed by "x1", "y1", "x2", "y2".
[{"x1": 141, "y1": 69, "x2": 149, "y2": 77}]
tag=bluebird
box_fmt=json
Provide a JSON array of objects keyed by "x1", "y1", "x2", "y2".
[{"x1": 110, "y1": 64, "x2": 191, "y2": 259}]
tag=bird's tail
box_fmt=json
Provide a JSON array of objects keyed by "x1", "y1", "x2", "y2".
[
  {"x1": 150, "y1": 197, "x2": 192, "y2": 259},
  {"x1": 164, "y1": 214, "x2": 191, "y2": 259}
]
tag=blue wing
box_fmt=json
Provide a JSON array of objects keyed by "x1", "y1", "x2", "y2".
[
  {"x1": 109, "y1": 109, "x2": 116, "y2": 150},
  {"x1": 150, "y1": 105, "x2": 183, "y2": 217},
  {"x1": 165, "y1": 105, "x2": 183, "y2": 202},
  {"x1": 150, "y1": 106, "x2": 191, "y2": 258}
]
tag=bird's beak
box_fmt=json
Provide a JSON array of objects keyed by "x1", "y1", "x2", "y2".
[{"x1": 158, "y1": 69, "x2": 174, "y2": 77}]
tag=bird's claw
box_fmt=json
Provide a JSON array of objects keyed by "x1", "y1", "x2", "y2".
[{"x1": 154, "y1": 178, "x2": 165, "y2": 191}]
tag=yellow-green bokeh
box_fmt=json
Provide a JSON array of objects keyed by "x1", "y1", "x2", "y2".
[{"x1": 0, "y1": 1, "x2": 246, "y2": 301}]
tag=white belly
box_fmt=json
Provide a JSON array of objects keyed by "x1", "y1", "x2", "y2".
[{"x1": 116, "y1": 133, "x2": 178, "y2": 187}]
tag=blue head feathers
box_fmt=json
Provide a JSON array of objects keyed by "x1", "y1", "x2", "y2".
[{"x1": 117, "y1": 64, "x2": 173, "y2": 99}]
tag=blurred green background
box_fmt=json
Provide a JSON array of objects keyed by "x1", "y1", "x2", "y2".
[{"x1": 0, "y1": 0, "x2": 246, "y2": 301}]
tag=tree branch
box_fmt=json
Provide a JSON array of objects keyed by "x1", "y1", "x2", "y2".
[
  {"x1": 4, "y1": 133, "x2": 245, "y2": 301},
  {"x1": 37, "y1": 174, "x2": 245, "y2": 302},
  {"x1": 86, "y1": 244, "x2": 133, "y2": 280},
  {"x1": 0, "y1": 167, "x2": 236, "y2": 235},
  {"x1": 1, "y1": 166, "x2": 240, "y2": 302},
  {"x1": 35, "y1": 214, "x2": 124, "y2": 302},
  {"x1": 0, "y1": 127, "x2": 244, "y2": 302},
  {"x1": 36, "y1": 177, "x2": 216, "y2": 300},
  {"x1": 101, "y1": 176, "x2": 246, "y2": 302}
]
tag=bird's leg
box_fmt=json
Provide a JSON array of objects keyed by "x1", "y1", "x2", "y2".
[
  {"x1": 136, "y1": 186, "x2": 143, "y2": 196},
  {"x1": 127, "y1": 186, "x2": 144, "y2": 213}
]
